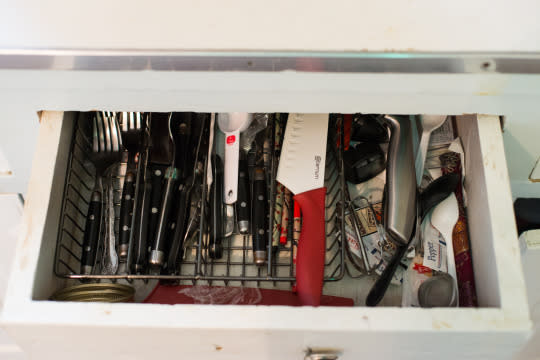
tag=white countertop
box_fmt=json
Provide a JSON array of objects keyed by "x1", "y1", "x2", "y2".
[{"x1": 1, "y1": 0, "x2": 540, "y2": 52}]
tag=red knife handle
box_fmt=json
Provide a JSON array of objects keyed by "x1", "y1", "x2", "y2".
[{"x1": 293, "y1": 187, "x2": 326, "y2": 306}]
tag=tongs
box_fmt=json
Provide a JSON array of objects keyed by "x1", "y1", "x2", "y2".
[{"x1": 366, "y1": 115, "x2": 417, "y2": 306}]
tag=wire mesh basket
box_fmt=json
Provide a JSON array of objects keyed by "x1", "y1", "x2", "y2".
[{"x1": 53, "y1": 113, "x2": 346, "y2": 287}]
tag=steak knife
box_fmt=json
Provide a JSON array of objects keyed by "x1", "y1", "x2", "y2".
[{"x1": 276, "y1": 113, "x2": 329, "y2": 306}]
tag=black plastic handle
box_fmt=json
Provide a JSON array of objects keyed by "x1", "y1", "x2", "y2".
[
  {"x1": 132, "y1": 176, "x2": 152, "y2": 274},
  {"x1": 81, "y1": 191, "x2": 102, "y2": 274},
  {"x1": 118, "y1": 171, "x2": 135, "y2": 260},
  {"x1": 365, "y1": 244, "x2": 408, "y2": 307},
  {"x1": 166, "y1": 183, "x2": 191, "y2": 273},
  {"x1": 149, "y1": 167, "x2": 178, "y2": 268},
  {"x1": 209, "y1": 155, "x2": 224, "y2": 259},
  {"x1": 148, "y1": 164, "x2": 165, "y2": 245},
  {"x1": 236, "y1": 154, "x2": 251, "y2": 234},
  {"x1": 252, "y1": 168, "x2": 268, "y2": 265}
]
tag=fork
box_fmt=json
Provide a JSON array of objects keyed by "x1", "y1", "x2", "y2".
[
  {"x1": 118, "y1": 112, "x2": 146, "y2": 260},
  {"x1": 80, "y1": 112, "x2": 123, "y2": 275}
]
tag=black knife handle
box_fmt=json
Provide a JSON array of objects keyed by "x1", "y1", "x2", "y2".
[
  {"x1": 118, "y1": 171, "x2": 135, "y2": 260},
  {"x1": 236, "y1": 155, "x2": 251, "y2": 234},
  {"x1": 132, "y1": 178, "x2": 151, "y2": 274},
  {"x1": 148, "y1": 164, "x2": 165, "y2": 245},
  {"x1": 166, "y1": 183, "x2": 190, "y2": 273},
  {"x1": 149, "y1": 167, "x2": 178, "y2": 268},
  {"x1": 81, "y1": 191, "x2": 102, "y2": 274},
  {"x1": 365, "y1": 244, "x2": 408, "y2": 307},
  {"x1": 209, "y1": 155, "x2": 224, "y2": 259},
  {"x1": 252, "y1": 168, "x2": 268, "y2": 266}
]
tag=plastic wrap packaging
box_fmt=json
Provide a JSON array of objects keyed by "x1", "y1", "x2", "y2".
[
  {"x1": 143, "y1": 285, "x2": 354, "y2": 306},
  {"x1": 178, "y1": 286, "x2": 263, "y2": 305}
]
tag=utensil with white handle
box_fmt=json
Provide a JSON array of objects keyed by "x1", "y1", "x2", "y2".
[
  {"x1": 218, "y1": 113, "x2": 253, "y2": 204},
  {"x1": 277, "y1": 113, "x2": 329, "y2": 306},
  {"x1": 415, "y1": 115, "x2": 447, "y2": 185}
]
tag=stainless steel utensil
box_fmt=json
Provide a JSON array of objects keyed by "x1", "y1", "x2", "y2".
[
  {"x1": 418, "y1": 272, "x2": 457, "y2": 307},
  {"x1": 415, "y1": 115, "x2": 448, "y2": 185},
  {"x1": 80, "y1": 112, "x2": 122, "y2": 275},
  {"x1": 118, "y1": 112, "x2": 146, "y2": 260},
  {"x1": 149, "y1": 113, "x2": 178, "y2": 269},
  {"x1": 366, "y1": 115, "x2": 416, "y2": 306}
]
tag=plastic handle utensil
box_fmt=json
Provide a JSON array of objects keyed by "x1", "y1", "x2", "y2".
[
  {"x1": 276, "y1": 113, "x2": 329, "y2": 306},
  {"x1": 218, "y1": 113, "x2": 253, "y2": 204}
]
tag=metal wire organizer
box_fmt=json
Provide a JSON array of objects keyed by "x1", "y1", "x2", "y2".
[{"x1": 53, "y1": 113, "x2": 346, "y2": 286}]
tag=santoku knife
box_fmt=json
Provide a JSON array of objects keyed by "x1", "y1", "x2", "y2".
[{"x1": 276, "y1": 113, "x2": 329, "y2": 306}]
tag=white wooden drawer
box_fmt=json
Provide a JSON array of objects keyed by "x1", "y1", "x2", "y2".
[{"x1": 0, "y1": 107, "x2": 530, "y2": 360}]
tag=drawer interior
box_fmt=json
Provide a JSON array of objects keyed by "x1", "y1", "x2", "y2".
[{"x1": 28, "y1": 112, "x2": 507, "y2": 308}]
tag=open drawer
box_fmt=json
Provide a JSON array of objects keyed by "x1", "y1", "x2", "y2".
[{"x1": 1, "y1": 111, "x2": 530, "y2": 360}]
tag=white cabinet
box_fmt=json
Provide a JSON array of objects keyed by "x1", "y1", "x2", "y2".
[{"x1": 0, "y1": 61, "x2": 535, "y2": 359}]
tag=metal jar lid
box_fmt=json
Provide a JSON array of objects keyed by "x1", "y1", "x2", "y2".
[{"x1": 51, "y1": 283, "x2": 135, "y2": 303}]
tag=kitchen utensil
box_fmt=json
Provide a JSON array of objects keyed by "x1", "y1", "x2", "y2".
[
  {"x1": 217, "y1": 112, "x2": 253, "y2": 204},
  {"x1": 225, "y1": 205, "x2": 235, "y2": 237},
  {"x1": 51, "y1": 283, "x2": 134, "y2": 303},
  {"x1": 343, "y1": 143, "x2": 386, "y2": 184},
  {"x1": 419, "y1": 173, "x2": 460, "y2": 217},
  {"x1": 366, "y1": 172, "x2": 460, "y2": 306},
  {"x1": 131, "y1": 120, "x2": 152, "y2": 274},
  {"x1": 273, "y1": 183, "x2": 284, "y2": 251},
  {"x1": 252, "y1": 167, "x2": 268, "y2": 265},
  {"x1": 415, "y1": 115, "x2": 448, "y2": 185},
  {"x1": 145, "y1": 114, "x2": 173, "y2": 261},
  {"x1": 439, "y1": 151, "x2": 478, "y2": 307},
  {"x1": 351, "y1": 114, "x2": 389, "y2": 143},
  {"x1": 365, "y1": 115, "x2": 416, "y2": 306},
  {"x1": 150, "y1": 113, "x2": 182, "y2": 269},
  {"x1": 280, "y1": 188, "x2": 291, "y2": 245},
  {"x1": 101, "y1": 176, "x2": 119, "y2": 275},
  {"x1": 342, "y1": 190, "x2": 372, "y2": 273},
  {"x1": 118, "y1": 112, "x2": 145, "y2": 260},
  {"x1": 237, "y1": 114, "x2": 269, "y2": 235},
  {"x1": 276, "y1": 113, "x2": 329, "y2": 306},
  {"x1": 336, "y1": 114, "x2": 353, "y2": 150},
  {"x1": 431, "y1": 193, "x2": 459, "y2": 281},
  {"x1": 81, "y1": 112, "x2": 122, "y2": 275},
  {"x1": 166, "y1": 116, "x2": 208, "y2": 272},
  {"x1": 181, "y1": 182, "x2": 203, "y2": 260},
  {"x1": 236, "y1": 151, "x2": 251, "y2": 234},
  {"x1": 272, "y1": 117, "x2": 285, "y2": 252},
  {"x1": 209, "y1": 154, "x2": 225, "y2": 259},
  {"x1": 418, "y1": 272, "x2": 457, "y2": 307}
]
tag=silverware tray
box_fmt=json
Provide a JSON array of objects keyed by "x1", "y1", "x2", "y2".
[{"x1": 53, "y1": 113, "x2": 346, "y2": 287}]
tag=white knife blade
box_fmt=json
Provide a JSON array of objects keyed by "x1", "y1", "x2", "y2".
[
  {"x1": 276, "y1": 113, "x2": 329, "y2": 194},
  {"x1": 276, "y1": 113, "x2": 329, "y2": 306}
]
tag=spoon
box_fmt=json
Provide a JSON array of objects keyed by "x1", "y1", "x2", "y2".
[
  {"x1": 218, "y1": 113, "x2": 253, "y2": 204},
  {"x1": 415, "y1": 115, "x2": 447, "y2": 186},
  {"x1": 431, "y1": 192, "x2": 459, "y2": 304},
  {"x1": 418, "y1": 272, "x2": 457, "y2": 307}
]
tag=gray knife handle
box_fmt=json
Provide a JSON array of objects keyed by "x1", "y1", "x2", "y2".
[{"x1": 383, "y1": 115, "x2": 417, "y2": 245}]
